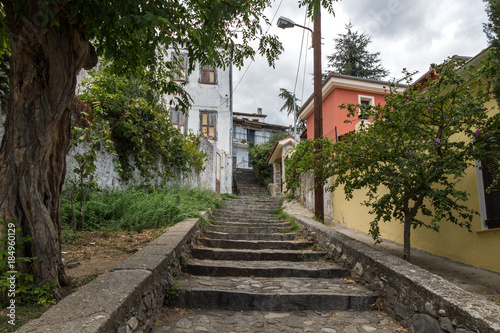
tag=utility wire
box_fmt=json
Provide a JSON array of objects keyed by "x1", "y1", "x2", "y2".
[
  {"x1": 232, "y1": 0, "x2": 284, "y2": 94},
  {"x1": 300, "y1": 20, "x2": 311, "y2": 103},
  {"x1": 293, "y1": 11, "x2": 309, "y2": 97}
]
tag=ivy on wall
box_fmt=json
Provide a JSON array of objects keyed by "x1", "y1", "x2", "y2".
[{"x1": 76, "y1": 69, "x2": 207, "y2": 183}]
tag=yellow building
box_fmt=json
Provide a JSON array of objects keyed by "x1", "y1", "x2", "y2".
[{"x1": 326, "y1": 48, "x2": 500, "y2": 273}]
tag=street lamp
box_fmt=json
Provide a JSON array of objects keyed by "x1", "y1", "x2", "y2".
[
  {"x1": 277, "y1": 11, "x2": 324, "y2": 221},
  {"x1": 277, "y1": 17, "x2": 314, "y2": 35}
]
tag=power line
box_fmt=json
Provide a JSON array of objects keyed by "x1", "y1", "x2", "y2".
[
  {"x1": 232, "y1": 0, "x2": 284, "y2": 94},
  {"x1": 300, "y1": 20, "x2": 311, "y2": 103},
  {"x1": 293, "y1": 11, "x2": 309, "y2": 97}
]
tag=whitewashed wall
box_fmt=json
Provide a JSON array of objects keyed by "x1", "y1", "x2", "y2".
[
  {"x1": 64, "y1": 136, "x2": 218, "y2": 191},
  {"x1": 165, "y1": 50, "x2": 233, "y2": 193}
]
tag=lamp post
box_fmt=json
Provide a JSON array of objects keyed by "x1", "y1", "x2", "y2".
[{"x1": 277, "y1": 9, "x2": 324, "y2": 221}]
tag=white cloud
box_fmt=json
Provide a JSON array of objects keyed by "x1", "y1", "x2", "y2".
[{"x1": 233, "y1": 0, "x2": 490, "y2": 127}]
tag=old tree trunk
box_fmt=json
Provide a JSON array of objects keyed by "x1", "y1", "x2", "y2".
[{"x1": 1, "y1": 3, "x2": 97, "y2": 299}]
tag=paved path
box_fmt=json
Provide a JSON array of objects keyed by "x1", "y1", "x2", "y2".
[
  {"x1": 154, "y1": 169, "x2": 406, "y2": 332},
  {"x1": 283, "y1": 199, "x2": 500, "y2": 307},
  {"x1": 154, "y1": 308, "x2": 405, "y2": 332}
]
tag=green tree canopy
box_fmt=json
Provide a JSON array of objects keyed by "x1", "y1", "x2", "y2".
[
  {"x1": 0, "y1": 0, "x2": 337, "y2": 299},
  {"x1": 484, "y1": 0, "x2": 500, "y2": 105},
  {"x1": 249, "y1": 131, "x2": 290, "y2": 187},
  {"x1": 325, "y1": 21, "x2": 389, "y2": 80}
]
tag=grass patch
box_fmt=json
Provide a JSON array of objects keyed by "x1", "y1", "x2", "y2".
[
  {"x1": 4, "y1": 185, "x2": 221, "y2": 332},
  {"x1": 0, "y1": 304, "x2": 46, "y2": 332},
  {"x1": 220, "y1": 193, "x2": 239, "y2": 200},
  {"x1": 61, "y1": 185, "x2": 223, "y2": 232},
  {"x1": 312, "y1": 215, "x2": 325, "y2": 224},
  {"x1": 272, "y1": 206, "x2": 301, "y2": 233}
]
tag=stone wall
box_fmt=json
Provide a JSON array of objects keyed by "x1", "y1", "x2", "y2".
[
  {"x1": 18, "y1": 213, "x2": 207, "y2": 333},
  {"x1": 65, "y1": 136, "x2": 217, "y2": 191},
  {"x1": 288, "y1": 208, "x2": 500, "y2": 333},
  {"x1": 297, "y1": 170, "x2": 333, "y2": 219}
]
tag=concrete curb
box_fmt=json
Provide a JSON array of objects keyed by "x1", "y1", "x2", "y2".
[
  {"x1": 18, "y1": 212, "x2": 209, "y2": 333},
  {"x1": 285, "y1": 203, "x2": 500, "y2": 333}
]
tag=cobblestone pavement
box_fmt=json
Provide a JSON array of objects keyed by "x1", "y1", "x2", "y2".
[
  {"x1": 178, "y1": 275, "x2": 371, "y2": 295},
  {"x1": 154, "y1": 308, "x2": 407, "y2": 333}
]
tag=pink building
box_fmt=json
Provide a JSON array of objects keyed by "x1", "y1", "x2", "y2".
[{"x1": 298, "y1": 74, "x2": 406, "y2": 141}]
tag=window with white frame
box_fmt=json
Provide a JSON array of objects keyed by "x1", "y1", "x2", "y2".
[
  {"x1": 172, "y1": 53, "x2": 188, "y2": 81},
  {"x1": 358, "y1": 95, "x2": 375, "y2": 118},
  {"x1": 477, "y1": 139, "x2": 500, "y2": 230}
]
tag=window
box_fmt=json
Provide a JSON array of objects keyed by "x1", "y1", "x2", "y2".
[
  {"x1": 172, "y1": 53, "x2": 188, "y2": 81},
  {"x1": 200, "y1": 111, "x2": 217, "y2": 140},
  {"x1": 478, "y1": 137, "x2": 500, "y2": 230},
  {"x1": 358, "y1": 95, "x2": 375, "y2": 118},
  {"x1": 247, "y1": 129, "x2": 255, "y2": 143},
  {"x1": 199, "y1": 65, "x2": 217, "y2": 84},
  {"x1": 170, "y1": 108, "x2": 187, "y2": 134},
  {"x1": 233, "y1": 127, "x2": 247, "y2": 142}
]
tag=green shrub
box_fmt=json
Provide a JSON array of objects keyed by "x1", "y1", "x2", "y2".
[
  {"x1": 248, "y1": 131, "x2": 289, "y2": 187},
  {"x1": 61, "y1": 185, "x2": 222, "y2": 232}
]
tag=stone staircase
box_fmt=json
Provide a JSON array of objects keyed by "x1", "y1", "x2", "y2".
[
  {"x1": 233, "y1": 168, "x2": 268, "y2": 196},
  {"x1": 173, "y1": 169, "x2": 378, "y2": 313}
]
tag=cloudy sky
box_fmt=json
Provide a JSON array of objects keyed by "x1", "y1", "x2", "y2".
[{"x1": 232, "y1": 0, "x2": 490, "y2": 126}]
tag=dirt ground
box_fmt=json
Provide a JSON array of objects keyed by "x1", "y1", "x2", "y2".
[{"x1": 62, "y1": 228, "x2": 170, "y2": 286}]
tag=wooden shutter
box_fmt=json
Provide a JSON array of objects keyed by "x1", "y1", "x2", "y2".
[
  {"x1": 200, "y1": 65, "x2": 216, "y2": 84},
  {"x1": 201, "y1": 67, "x2": 209, "y2": 83},
  {"x1": 173, "y1": 53, "x2": 187, "y2": 81},
  {"x1": 482, "y1": 138, "x2": 500, "y2": 229},
  {"x1": 208, "y1": 113, "x2": 216, "y2": 139}
]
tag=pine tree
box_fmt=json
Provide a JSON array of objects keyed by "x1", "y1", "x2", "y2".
[
  {"x1": 326, "y1": 22, "x2": 389, "y2": 80},
  {"x1": 483, "y1": 0, "x2": 500, "y2": 105}
]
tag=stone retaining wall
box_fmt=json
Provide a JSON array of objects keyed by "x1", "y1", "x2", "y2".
[
  {"x1": 18, "y1": 213, "x2": 207, "y2": 333},
  {"x1": 290, "y1": 212, "x2": 500, "y2": 333}
]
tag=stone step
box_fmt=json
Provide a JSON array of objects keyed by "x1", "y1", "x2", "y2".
[
  {"x1": 185, "y1": 260, "x2": 348, "y2": 278},
  {"x1": 203, "y1": 231, "x2": 299, "y2": 241},
  {"x1": 219, "y1": 205, "x2": 279, "y2": 212},
  {"x1": 176, "y1": 276, "x2": 378, "y2": 311},
  {"x1": 215, "y1": 207, "x2": 277, "y2": 215},
  {"x1": 236, "y1": 185, "x2": 267, "y2": 190},
  {"x1": 213, "y1": 211, "x2": 278, "y2": 219},
  {"x1": 209, "y1": 225, "x2": 289, "y2": 233},
  {"x1": 221, "y1": 199, "x2": 280, "y2": 206},
  {"x1": 213, "y1": 221, "x2": 289, "y2": 228},
  {"x1": 191, "y1": 248, "x2": 326, "y2": 261},
  {"x1": 212, "y1": 217, "x2": 284, "y2": 224},
  {"x1": 223, "y1": 198, "x2": 281, "y2": 204},
  {"x1": 198, "y1": 238, "x2": 313, "y2": 250},
  {"x1": 237, "y1": 187, "x2": 267, "y2": 192}
]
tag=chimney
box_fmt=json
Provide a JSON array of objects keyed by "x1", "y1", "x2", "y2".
[{"x1": 257, "y1": 108, "x2": 262, "y2": 115}]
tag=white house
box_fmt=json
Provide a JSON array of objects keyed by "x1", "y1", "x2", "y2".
[
  {"x1": 233, "y1": 108, "x2": 290, "y2": 169},
  {"x1": 166, "y1": 50, "x2": 233, "y2": 193},
  {"x1": 68, "y1": 52, "x2": 234, "y2": 193}
]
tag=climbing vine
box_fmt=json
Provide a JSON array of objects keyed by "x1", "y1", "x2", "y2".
[
  {"x1": 285, "y1": 137, "x2": 335, "y2": 193},
  {"x1": 77, "y1": 69, "x2": 207, "y2": 182}
]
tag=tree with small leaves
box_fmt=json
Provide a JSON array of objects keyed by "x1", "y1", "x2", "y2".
[
  {"x1": 0, "y1": 0, "x2": 336, "y2": 299},
  {"x1": 289, "y1": 56, "x2": 499, "y2": 261},
  {"x1": 325, "y1": 22, "x2": 389, "y2": 80}
]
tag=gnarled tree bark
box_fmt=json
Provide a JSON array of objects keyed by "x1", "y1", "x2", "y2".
[{"x1": 0, "y1": 1, "x2": 97, "y2": 299}]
